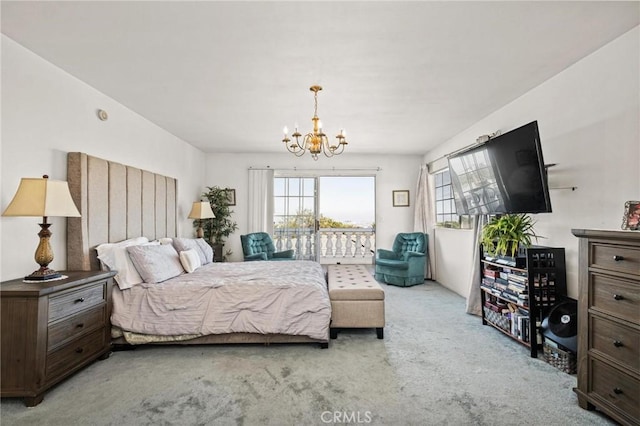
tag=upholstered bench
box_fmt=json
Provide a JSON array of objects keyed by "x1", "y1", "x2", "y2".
[{"x1": 327, "y1": 264, "x2": 385, "y2": 339}]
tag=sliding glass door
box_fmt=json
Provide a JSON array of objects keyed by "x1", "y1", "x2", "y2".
[
  {"x1": 273, "y1": 175, "x2": 375, "y2": 264},
  {"x1": 273, "y1": 177, "x2": 318, "y2": 260}
]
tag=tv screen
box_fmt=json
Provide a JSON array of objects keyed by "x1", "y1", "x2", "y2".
[{"x1": 447, "y1": 121, "x2": 552, "y2": 215}]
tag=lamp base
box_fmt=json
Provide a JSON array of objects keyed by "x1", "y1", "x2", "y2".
[{"x1": 25, "y1": 267, "x2": 62, "y2": 281}]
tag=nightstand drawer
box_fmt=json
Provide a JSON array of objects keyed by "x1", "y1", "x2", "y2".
[
  {"x1": 591, "y1": 315, "x2": 640, "y2": 373},
  {"x1": 48, "y1": 281, "x2": 106, "y2": 322},
  {"x1": 45, "y1": 329, "x2": 105, "y2": 384},
  {"x1": 591, "y1": 243, "x2": 640, "y2": 277},
  {"x1": 591, "y1": 273, "x2": 639, "y2": 325},
  {"x1": 590, "y1": 357, "x2": 640, "y2": 420},
  {"x1": 48, "y1": 305, "x2": 106, "y2": 350}
]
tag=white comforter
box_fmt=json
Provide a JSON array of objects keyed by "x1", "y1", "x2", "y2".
[{"x1": 111, "y1": 260, "x2": 331, "y2": 341}]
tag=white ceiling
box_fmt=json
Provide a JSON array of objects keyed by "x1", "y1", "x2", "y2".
[{"x1": 2, "y1": 1, "x2": 638, "y2": 156}]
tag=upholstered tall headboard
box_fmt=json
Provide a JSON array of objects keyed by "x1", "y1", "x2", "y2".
[{"x1": 66, "y1": 152, "x2": 178, "y2": 271}]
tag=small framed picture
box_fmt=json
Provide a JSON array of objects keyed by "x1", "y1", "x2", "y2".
[
  {"x1": 393, "y1": 190, "x2": 410, "y2": 207},
  {"x1": 226, "y1": 189, "x2": 236, "y2": 206},
  {"x1": 621, "y1": 200, "x2": 640, "y2": 230}
]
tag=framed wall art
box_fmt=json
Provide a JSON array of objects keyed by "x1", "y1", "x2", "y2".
[
  {"x1": 226, "y1": 189, "x2": 236, "y2": 206},
  {"x1": 393, "y1": 190, "x2": 410, "y2": 207}
]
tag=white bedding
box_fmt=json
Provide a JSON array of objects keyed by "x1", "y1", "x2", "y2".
[{"x1": 111, "y1": 260, "x2": 331, "y2": 341}]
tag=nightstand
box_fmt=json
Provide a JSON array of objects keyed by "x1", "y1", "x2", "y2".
[{"x1": 1, "y1": 270, "x2": 115, "y2": 406}]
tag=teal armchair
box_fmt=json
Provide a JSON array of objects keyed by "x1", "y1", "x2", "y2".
[
  {"x1": 375, "y1": 232, "x2": 427, "y2": 287},
  {"x1": 240, "y1": 232, "x2": 295, "y2": 261}
]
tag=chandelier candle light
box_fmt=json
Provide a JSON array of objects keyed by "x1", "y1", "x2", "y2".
[{"x1": 282, "y1": 85, "x2": 348, "y2": 160}]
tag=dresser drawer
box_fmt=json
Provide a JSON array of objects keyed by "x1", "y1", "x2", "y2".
[
  {"x1": 48, "y1": 281, "x2": 106, "y2": 322},
  {"x1": 590, "y1": 357, "x2": 640, "y2": 420},
  {"x1": 591, "y1": 273, "x2": 639, "y2": 325},
  {"x1": 591, "y1": 315, "x2": 640, "y2": 373},
  {"x1": 45, "y1": 329, "x2": 106, "y2": 384},
  {"x1": 48, "y1": 305, "x2": 106, "y2": 350},
  {"x1": 591, "y1": 243, "x2": 640, "y2": 277}
]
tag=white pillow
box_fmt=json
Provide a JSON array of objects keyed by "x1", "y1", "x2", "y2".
[
  {"x1": 195, "y1": 239, "x2": 214, "y2": 264},
  {"x1": 96, "y1": 237, "x2": 148, "y2": 268},
  {"x1": 158, "y1": 238, "x2": 173, "y2": 245},
  {"x1": 172, "y1": 238, "x2": 207, "y2": 265},
  {"x1": 96, "y1": 237, "x2": 149, "y2": 290},
  {"x1": 127, "y1": 244, "x2": 185, "y2": 283},
  {"x1": 179, "y1": 249, "x2": 202, "y2": 273}
]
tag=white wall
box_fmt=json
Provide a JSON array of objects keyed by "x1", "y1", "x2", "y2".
[
  {"x1": 204, "y1": 153, "x2": 422, "y2": 262},
  {"x1": 1, "y1": 36, "x2": 206, "y2": 281},
  {"x1": 425, "y1": 27, "x2": 640, "y2": 299}
]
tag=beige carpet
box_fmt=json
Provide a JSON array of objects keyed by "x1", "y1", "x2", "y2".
[{"x1": 1, "y1": 279, "x2": 615, "y2": 426}]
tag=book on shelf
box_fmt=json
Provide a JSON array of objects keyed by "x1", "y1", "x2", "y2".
[
  {"x1": 507, "y1": 282, "x2": 526, "y2": 293},
  {"x1": 507, "y1": 273, "x2": 527, "y2": 284},
  {"x1": 509, "y1": 308, "x2": 530, "y2": 342},
  {"x1": 483, "y1": 254, "x2": 526, "y2": 268}
]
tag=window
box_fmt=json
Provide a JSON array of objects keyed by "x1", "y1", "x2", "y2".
[
  {"x1": 435, "y1": 169, "x2": 471, "y2": 229},
  {"x1": 273, "y1": 175, "x2": 376, "y2": 263}
]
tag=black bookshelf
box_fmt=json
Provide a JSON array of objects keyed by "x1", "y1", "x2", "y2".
[{"x1": 480, "y1": 246, "x2": 567, "y2": 358}]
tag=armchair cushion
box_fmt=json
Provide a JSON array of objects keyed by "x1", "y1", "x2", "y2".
[
  {"x1": 375, "y1": 232, "x2": 428, "y2": 287},
  {"x1": 272, "y1": 249, "x2": 295, "y2": 259},
  {"x1": 245, "y1": 252, "x2": 268, "y2": 261},
  {"x1": 376, "y1": 248, "x2": 400, "y2": 260}
]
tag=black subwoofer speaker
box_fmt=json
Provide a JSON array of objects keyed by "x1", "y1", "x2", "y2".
[{"x1": 541, "y1": 298, "x2": 578, "y2": 354}]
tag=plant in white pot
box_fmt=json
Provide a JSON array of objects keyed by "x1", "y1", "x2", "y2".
[{"x1": 481, "y1": 213, "x2": 540, "y2": 258}]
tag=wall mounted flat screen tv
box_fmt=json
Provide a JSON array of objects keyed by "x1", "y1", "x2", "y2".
[{"x1": 447, "y1": 120, "x2": 552, "y2": 215}]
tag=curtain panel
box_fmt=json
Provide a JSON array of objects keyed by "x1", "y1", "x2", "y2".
[
  {"x1": 413, "y1": 164, "x2": 434, "y2": 279},
  {"x1": 465, "y1": 214, "x2": 488, "y2": 315},
  {"x1": 247, "y1": 169, "x2": 275, "y2": 235}
]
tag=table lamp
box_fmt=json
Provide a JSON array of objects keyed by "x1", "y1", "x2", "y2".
[
  {"x1": 188, "y1": 201, "x2": 215, "y2": 238},
  {"x1": 2, "y1": 175, "x2": 81, "y2": 281}
]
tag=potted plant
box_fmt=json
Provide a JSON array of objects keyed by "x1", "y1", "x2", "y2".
[
  {"x1": 481, "y1": 213, "x2": 539, "y2": 258},
  {"x1": 197, "y1": 186, "x2": 238, "y2": 261}
]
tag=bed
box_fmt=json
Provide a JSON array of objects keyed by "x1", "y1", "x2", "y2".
[{"x1": 66, "y1": 152, "x2": 331, "y2": 347}]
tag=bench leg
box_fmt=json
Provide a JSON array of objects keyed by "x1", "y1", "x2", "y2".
[
  {"x1": 330, "y1": 328, "x2": 338, "y2": 339},
  {"x1": 376, "y1": 327, "x2": 384, "y2": 339}
]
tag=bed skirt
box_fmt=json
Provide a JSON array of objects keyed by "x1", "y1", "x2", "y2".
[{"x1": 111, "y1": 326, "x2": 328, "y2": 347}]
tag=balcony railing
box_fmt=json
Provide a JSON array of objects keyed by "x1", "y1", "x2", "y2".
[{"x1": 273, "y1": 228, "x2": 375, "y2": 264}]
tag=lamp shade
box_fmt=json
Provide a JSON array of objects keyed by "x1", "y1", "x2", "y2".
[
  {"x1": 2, "y1": 176, "x2": 81, "y2": 218},
  {"x1": 188, "y1": 201, "x2": 215, "y2": 219}
]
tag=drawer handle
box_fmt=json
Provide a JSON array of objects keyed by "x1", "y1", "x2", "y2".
[
  {"x1": 74, "y1": 297, "x2": 85, "y2": 303},
  {"x1": 613, "y1": 340, "x2": 624, "y2": 347},
  {"x1": 76, "y1": 323, "x2": 85, "y2": 329},
  {"x1": 613, "y1": 294, "x2": 625, "y2": 301},
  {"x1": 613, "y1": 387, "x2": 623, "y2": 395},
  {"x1": 612, "y1": 255, "x2": 624, "y2": 261},
  {"x1": 75, "y1": 347, "x2": 84, "y2": 354}
]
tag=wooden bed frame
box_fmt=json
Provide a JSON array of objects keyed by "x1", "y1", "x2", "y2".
[{"x1": 66, "y1": 152, "x2": 328, "y2": 347}]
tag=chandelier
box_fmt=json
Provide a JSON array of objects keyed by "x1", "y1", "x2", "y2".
[{"x1": 282, "y1": 85, "x2": 348, "y2": 160}]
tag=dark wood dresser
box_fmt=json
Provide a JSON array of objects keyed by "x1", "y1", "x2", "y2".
[
  {"x1": 572, "y1": 229, "x2": 639, "y2": 426},
  {"x1": 1, "y1": 270, "x2": 115, "y2": 406}
]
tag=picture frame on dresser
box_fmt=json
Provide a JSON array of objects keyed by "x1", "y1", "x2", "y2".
[{"x1": 621, "y1": 200, "x2": 640, "y2": 230}]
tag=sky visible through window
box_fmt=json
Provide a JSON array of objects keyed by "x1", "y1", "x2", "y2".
[{"x1": 319, "y1": 176, "x2": 375, "y2": 228}]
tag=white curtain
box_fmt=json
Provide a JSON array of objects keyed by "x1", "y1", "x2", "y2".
[
  {"x1": 414, "y1": 164, "x2": 434, "y2": 279},
  {"x1": 247, "y1": 169, "x2": 274, "y2": 234},
  {"x1": 465, "y1": 214, "x2": 488, "y2": 315}
]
